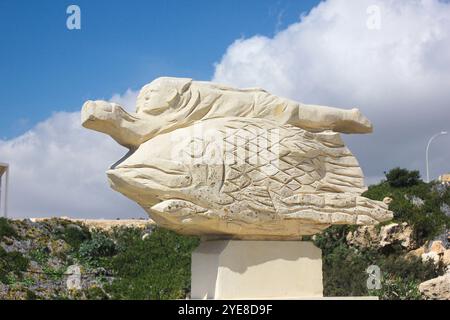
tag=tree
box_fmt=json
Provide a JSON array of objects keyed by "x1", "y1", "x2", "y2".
[{"x1": 384, "y1": 167, "x2": 421, "y2": 188}]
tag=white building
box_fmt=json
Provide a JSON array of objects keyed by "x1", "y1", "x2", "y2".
[{"x1": 0, "y1": 163, "x2": 9, "y2": 218}]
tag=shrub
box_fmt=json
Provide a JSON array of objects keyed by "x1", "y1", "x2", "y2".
[
  {"x1": 106, "y1": 226, "x2": 199, "y2": 299},
  {"x1": 28, "y1": 247, "x2": 50, "y2": 265},
  {"x1": 0, "y1": 247, "x2": 29, "y2": 283},
  {"x1": 59, "y1": 224, "x2": 91, "y2": 250},
  {"x1": 0, "y1": 218, "x2": 17, "y2": 239},
  {"x1": 384, "y1": 167, "x2": 421, "y2": 188},
  {"x1": 363, "y1": 178, "x2": 450, "y2": 243},
  {"x1": 83, "y1": 286, "x2": 110, "y2": 300},
  {"x1": 314, "y1": 226, "x2": 445, "y2": 299},
  {"x1": 371, "y1": 276, "x2": 421, "y2": 300},
  {"x1": 315, "y1": 226, "x2": 371, "y2": 296},
  {"x1": 79, "y1": 232, "x2": 117, "y2": 266},
  {"x1": 379, "y1": 255, "x2": 443, "y2": 282}
]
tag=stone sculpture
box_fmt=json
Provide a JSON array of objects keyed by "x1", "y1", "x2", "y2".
[
  {"x1": 82, "y1": 77, "x2": 373, "y2": 149},
  {"x1": 81, "y1": 77, "x2": 392, "y2": 240}
]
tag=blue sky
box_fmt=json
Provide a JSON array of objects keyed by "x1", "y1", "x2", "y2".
[{"x1": 0, "y1": 0, "x2": 317, "y2": 139}]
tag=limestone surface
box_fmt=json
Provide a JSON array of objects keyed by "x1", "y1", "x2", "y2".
[
  {"x1": 81, "y1": 77, "x2": 392, "y2": 239},
  {"x1": 419, "y1": 272, "x2": 450, "y2": 300},
  {"x1": 82, "y1": 77, "x2": 373, "y2": 149},
  {"x1": 191, "y1": 241, "x2": 323, "y2": 299},
  {"x1": 106, "y1": 117, "x2": 391, "y2": 239},
  {"x1": 346, "y1": 222, "x2": 416, "y2": 250}
]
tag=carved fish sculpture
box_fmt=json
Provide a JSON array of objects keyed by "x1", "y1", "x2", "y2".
[{"x1": 106, "y1": 117, "x2": 392, "y2": 239}]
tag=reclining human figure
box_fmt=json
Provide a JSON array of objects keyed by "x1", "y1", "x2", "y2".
[{"x1": 81, "y1": 77, "x2": 373, "y2": 149}]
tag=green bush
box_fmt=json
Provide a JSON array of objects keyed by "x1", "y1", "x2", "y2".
[
  {"x1": 83, "y1": 286, "x2": 110, "y2": 300},
  {"x1": 315, "y1": 226, "x2": 371, "y2": 296},
  {"x1": 59, "y1": 224, "x2": 91, "y2": 250},
  {"x1": 0, "y1": 218, "x2": 17, "y2": 239},
  {"x1": 371, "y1": 276, "x2": 421, "y2": 300},
  {"x1": 314, "y1": 226, "x2": 445, "y2": 299},
  {"x1": 363, "y1": 177, "x2": 450, "y2": 243},
  {"x1": 106, "y1": 226, "x2": 199, "y2": 299},
  {"x1": 379, "y1": 255, "x2": 443, "y2": 282},
  {"x1": 0, "y1": 247, "x2": 29, "y2": 283},
  {"x1": 28, "y1": 247, "x2": 50, "y2": 265},
  {"x1": 79, "y1": 232, "x2": 117, "y2": 266},
  {"x1": 385, "y1": 167, "x2": 421, "y2": 188}
]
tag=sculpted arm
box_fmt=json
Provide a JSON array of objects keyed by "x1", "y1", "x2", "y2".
[{"x1": 81, "y1": 100, "x2": 155, "y2": 149}]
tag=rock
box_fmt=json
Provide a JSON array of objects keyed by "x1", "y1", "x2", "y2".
[
  {"x1": 430, "y1": 240, "x2": 446, "y2": 255},
  {"x1": 92, "y1": 267, "x2": 108, "y2": 276},
  {"x1": 379, "y1": 223, "x2": 415, "y2": 250},
  {"x1": 406, "y1": 246, "x2": 426, "y2": 259},
  {"x1": 346, "y1": 222, "x2": 416, "y2": 250},
  {"x1": 346, "y1": 225, "x2": 379, "y2": 248},
  {"x1": 47, "y1": 239, "x2": 70, "y2": 256},
  {"x1": 441, "y1": 203, "x2": 450, "y2": 217},
  {"x1": 28, "y1": 260, "x2": 43, "y2": 273},
  {"x1": 82, "y1": 77, "x2": 392, "y2": 239},
  {"x1": 414, "y1": 241, "x2": 449, "y2": 266},
  {"x1": 443, "y1": 250, "x2": 450, "y2": 266},
  {"x1": 419, "y1": 273, "x2": 450, "y2": 300},
  {"x1": 22, "y1": 218, "x2": 39, "y2": 229},
  {"x1": 404, "y1": 195, "x2": 424, "y2": 207},
  {"x1": 432, "y1": 229, "x2": 450, "y2": 249},
  {"x1": 66, "y1": 223, "x2": 83, "y2": 232},
  {"x1": 66, "y1": 265, "x2": 82, "y2": 291},
  {"x1": 432, "y1": 183, "x2": 446, "y2": 195},
  {"x1": 1, "y1": 237, "x2": 33, "y2": 254},
  {"x1": 142, "y1": 233, "x2": 151, "y2": 241},
  {"x1": 422, "y1": 252, "x2": 441, "y2": 265},
  {"x1": 383, "y1": 197, "x2": 393, "y2": 205},
  {"x1": 2, "y1": 236, "x2": 14, "y2": 246},
  {"x1": 47, "y1": 257, "x2": 64, "y2": 269}
]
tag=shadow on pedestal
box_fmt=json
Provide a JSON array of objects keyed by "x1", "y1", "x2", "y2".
[{"x1": 191, "y1": 240, "x2": 323, "y2": 299}]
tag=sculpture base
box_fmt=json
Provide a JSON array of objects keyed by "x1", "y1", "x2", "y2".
[{"x1": 191, "y1": 240, "x2": 323, "y2": 299}]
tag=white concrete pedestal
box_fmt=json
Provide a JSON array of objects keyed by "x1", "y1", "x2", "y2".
[{"x1": 191, "y1": 240, "x2": 323, "y2": 299}]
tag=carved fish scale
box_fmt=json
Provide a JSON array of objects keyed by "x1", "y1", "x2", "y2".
[{"x1": 216, "y1": 119, "x2": 364, "y2": 211}]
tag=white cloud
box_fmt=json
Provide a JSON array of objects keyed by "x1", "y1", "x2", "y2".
[
  {"x1": 0, "y1": 90, "x2": 145, "y2": 219},
  {"x1": 213, "y1": 0, "x2": 450, "y2": 183},
  {"x1": 110, "y1": 89, "x2": 139, "y2": 112}
]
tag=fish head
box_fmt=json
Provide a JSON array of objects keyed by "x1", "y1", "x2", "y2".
[{"x1": 106, "y1": 124, "x2": 226, "y2": 210}]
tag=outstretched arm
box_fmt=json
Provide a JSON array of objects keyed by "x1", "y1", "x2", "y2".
[{"x1": 81, "y1": 100, "x2": 155, "y2": 149}]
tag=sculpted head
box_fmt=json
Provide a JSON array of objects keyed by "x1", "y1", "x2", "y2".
[{"x1": 136, "y1": 77, "x2": 193, "y2": 116}]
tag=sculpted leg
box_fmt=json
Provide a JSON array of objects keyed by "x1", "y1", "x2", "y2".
[{"x1": 296, "y1": 104, "x2": 373, "y2": 134}]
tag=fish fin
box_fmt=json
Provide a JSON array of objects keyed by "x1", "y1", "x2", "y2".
[
  {"x1": 241, "y1": 186, "x2": 276, "y2": 213},
  {"x1": 279, "y1": 193, "x2": 393, "y2": 224},
  {"x1": 315, "y1": 182, "x2": 345, "y2": 193},
  {"x1": 151, "y1": 199, "x2": 208, "y2": 217}
]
